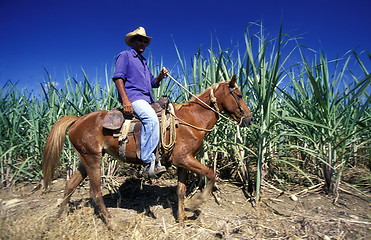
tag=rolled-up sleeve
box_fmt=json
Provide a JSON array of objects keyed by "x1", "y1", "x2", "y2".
[{"x1": 112, "y1": 52, "x2": 128, "y2": 81}]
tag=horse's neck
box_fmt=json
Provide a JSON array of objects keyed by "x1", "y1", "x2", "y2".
[{"x1": 175, "y1": 90, "x2": 219, "y2": 130}]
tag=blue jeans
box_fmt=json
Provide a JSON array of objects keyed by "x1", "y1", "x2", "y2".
[{"x1": 132, "y1": 99, "x2": 159, "y2": 164}]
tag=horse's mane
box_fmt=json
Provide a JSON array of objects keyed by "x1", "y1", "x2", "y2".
[{"x1": 174, "y1": 81, "x2": 226, "y2": 111}]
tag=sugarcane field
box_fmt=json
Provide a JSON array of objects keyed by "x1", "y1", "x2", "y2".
[{"x1": 1, "y1": 21, "x2": 370, "y2": 239}]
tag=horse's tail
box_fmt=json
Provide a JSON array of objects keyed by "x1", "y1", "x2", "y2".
[{"x1": 42, "y1": 115, "x2": 78, "y2": 189}]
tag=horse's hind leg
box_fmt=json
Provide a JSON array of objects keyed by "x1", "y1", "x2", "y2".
[
  {"x1": 58, "y1": 162, "x2": 87, "y2": 216},
  {"x1": 82, "y1": 154, "x2": 111, "y2": 223}
]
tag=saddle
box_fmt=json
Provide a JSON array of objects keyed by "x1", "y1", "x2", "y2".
[{"x1": 102, "y1": 97, "x2": 176, "y2": 161}]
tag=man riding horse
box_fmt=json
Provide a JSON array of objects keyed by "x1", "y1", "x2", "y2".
[
  {"x1": 42, "y1": 27, "x2": 253, "y2": 226},
  {"x1": 112, "y1": 27, "x2": 167, "y2": 178}
]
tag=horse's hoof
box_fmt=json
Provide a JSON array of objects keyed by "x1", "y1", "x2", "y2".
[
  {"x1": 107, "y1": 219, "x2": 132, "y2": 232},
  {"x1": 177, "y1": 215, "x2": 188, "y2": 226}
]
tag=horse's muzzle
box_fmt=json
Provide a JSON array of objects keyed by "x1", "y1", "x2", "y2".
[{"x1": 240, "y1": 117, "x2": 253, "y2": 127}]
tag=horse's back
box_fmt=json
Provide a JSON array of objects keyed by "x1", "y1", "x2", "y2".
[
  {"x1": 68, "y1": 110, "x2": 107, "y2": 133},
  {"x1": 67, "y1": 110, "x2": 139, "y2": 163},
  {"x1": 67, "y1": 110, "x2": 108, "y2": 155}
]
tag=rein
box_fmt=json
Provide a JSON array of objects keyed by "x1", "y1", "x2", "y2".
[
  {"x1": 167, "y1": 73, "x2": 239, "y2": 126},
  {"x1": 168, "y1": 109, "x2": 214, "y2": 132},
  {"x1": 167, "y1": 74, "x2": 221, "y2": 114}
]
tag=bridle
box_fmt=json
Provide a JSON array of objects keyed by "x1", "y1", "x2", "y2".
[
  {"x1": 229, "y1": 87, "x2": 245, "y2": 114},
  {"x1": 209, "y1": 84, "x2": 247, "y2": 125}
]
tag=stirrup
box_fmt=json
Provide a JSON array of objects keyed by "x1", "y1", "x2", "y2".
[{"x1": 142, "y1": 160, "x2": 166, "y2": 178}]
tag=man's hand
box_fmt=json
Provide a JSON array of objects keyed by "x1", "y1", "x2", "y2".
[
  {"x1": 122, "y1": 101, "x2": 133, "y2": 117},
  {"x1": 158, "y1": 67, "x2": 169, "y2": 80}
]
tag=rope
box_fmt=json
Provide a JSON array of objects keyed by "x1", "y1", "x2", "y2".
[
  {"x1": 166, "y1": 73, "x2": 237, "y2": 125},
  {"x1": 167, "y1": 74, "x2": 220, "y2": 114},
  {"x1": 160, "y1": 103, "x2": 213, "y2": 157},
  {"x1": 160, "y1": 104, "x2": 177, "y2": 151},
  {"x1": 169, "y1": 110, "x2": 214, "y2": 132}
]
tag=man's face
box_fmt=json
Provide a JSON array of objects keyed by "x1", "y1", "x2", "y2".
[{"x1": 131, "y1": 36, "x2": 149, "y2": 54}]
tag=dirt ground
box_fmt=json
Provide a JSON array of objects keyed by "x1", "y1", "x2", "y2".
[{"x1": 0, "y1": 175, "x2": 370, "y2": 240}]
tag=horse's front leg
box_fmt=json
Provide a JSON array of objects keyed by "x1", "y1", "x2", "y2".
[
  {"x1": 176, "y1": 154, "x2": 217, "y2": 220},
  {"x1": 177, "y1": 167, "x2": 188, "y2": 223}
]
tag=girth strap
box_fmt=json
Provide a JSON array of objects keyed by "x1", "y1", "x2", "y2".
[{"x1": 133, "y1": 122, "x2": 142, "y2": 160}]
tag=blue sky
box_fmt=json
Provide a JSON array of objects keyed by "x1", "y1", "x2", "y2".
[{"x1": 1, "y1": 0, "x2": 370, "y2": 91}]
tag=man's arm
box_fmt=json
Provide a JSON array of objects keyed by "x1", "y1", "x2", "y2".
[{"x1": 114, "y1": 78, "x2": 133, "y2": 116}]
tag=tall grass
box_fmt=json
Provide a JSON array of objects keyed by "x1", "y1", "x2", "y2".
[
  {"x1": 0, "y1": 67, "x2": 119, "y2": 186},
  {"x1": 0, "y1": 83, "x2": 42, "y2": 185},
  {"x1": 0, "y1": 24, "x2": 369, "y2": 204},
  {"x1": 280, "y1": 51, "x2": 370, "y2": 193},
  {"x1": 165, "y1": 23, "x2": 369, "y2": 199}
]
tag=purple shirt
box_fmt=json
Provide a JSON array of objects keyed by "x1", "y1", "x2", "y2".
[{"x1": 112, "y1": 49, "x2": 159, "y2": 103}]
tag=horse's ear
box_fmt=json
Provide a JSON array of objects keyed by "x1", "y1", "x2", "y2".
[{"x1": 229, "y1": 74, "x2": 237, "y2": 88}]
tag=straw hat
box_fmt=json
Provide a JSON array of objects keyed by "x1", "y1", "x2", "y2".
[{"x1": 124, "y1": 27, "x2": 152, "y2": 47}]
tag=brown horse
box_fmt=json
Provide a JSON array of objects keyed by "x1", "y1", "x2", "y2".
[{"x1": 42, "y1": 75, "x2": 252, "y2": 224}]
